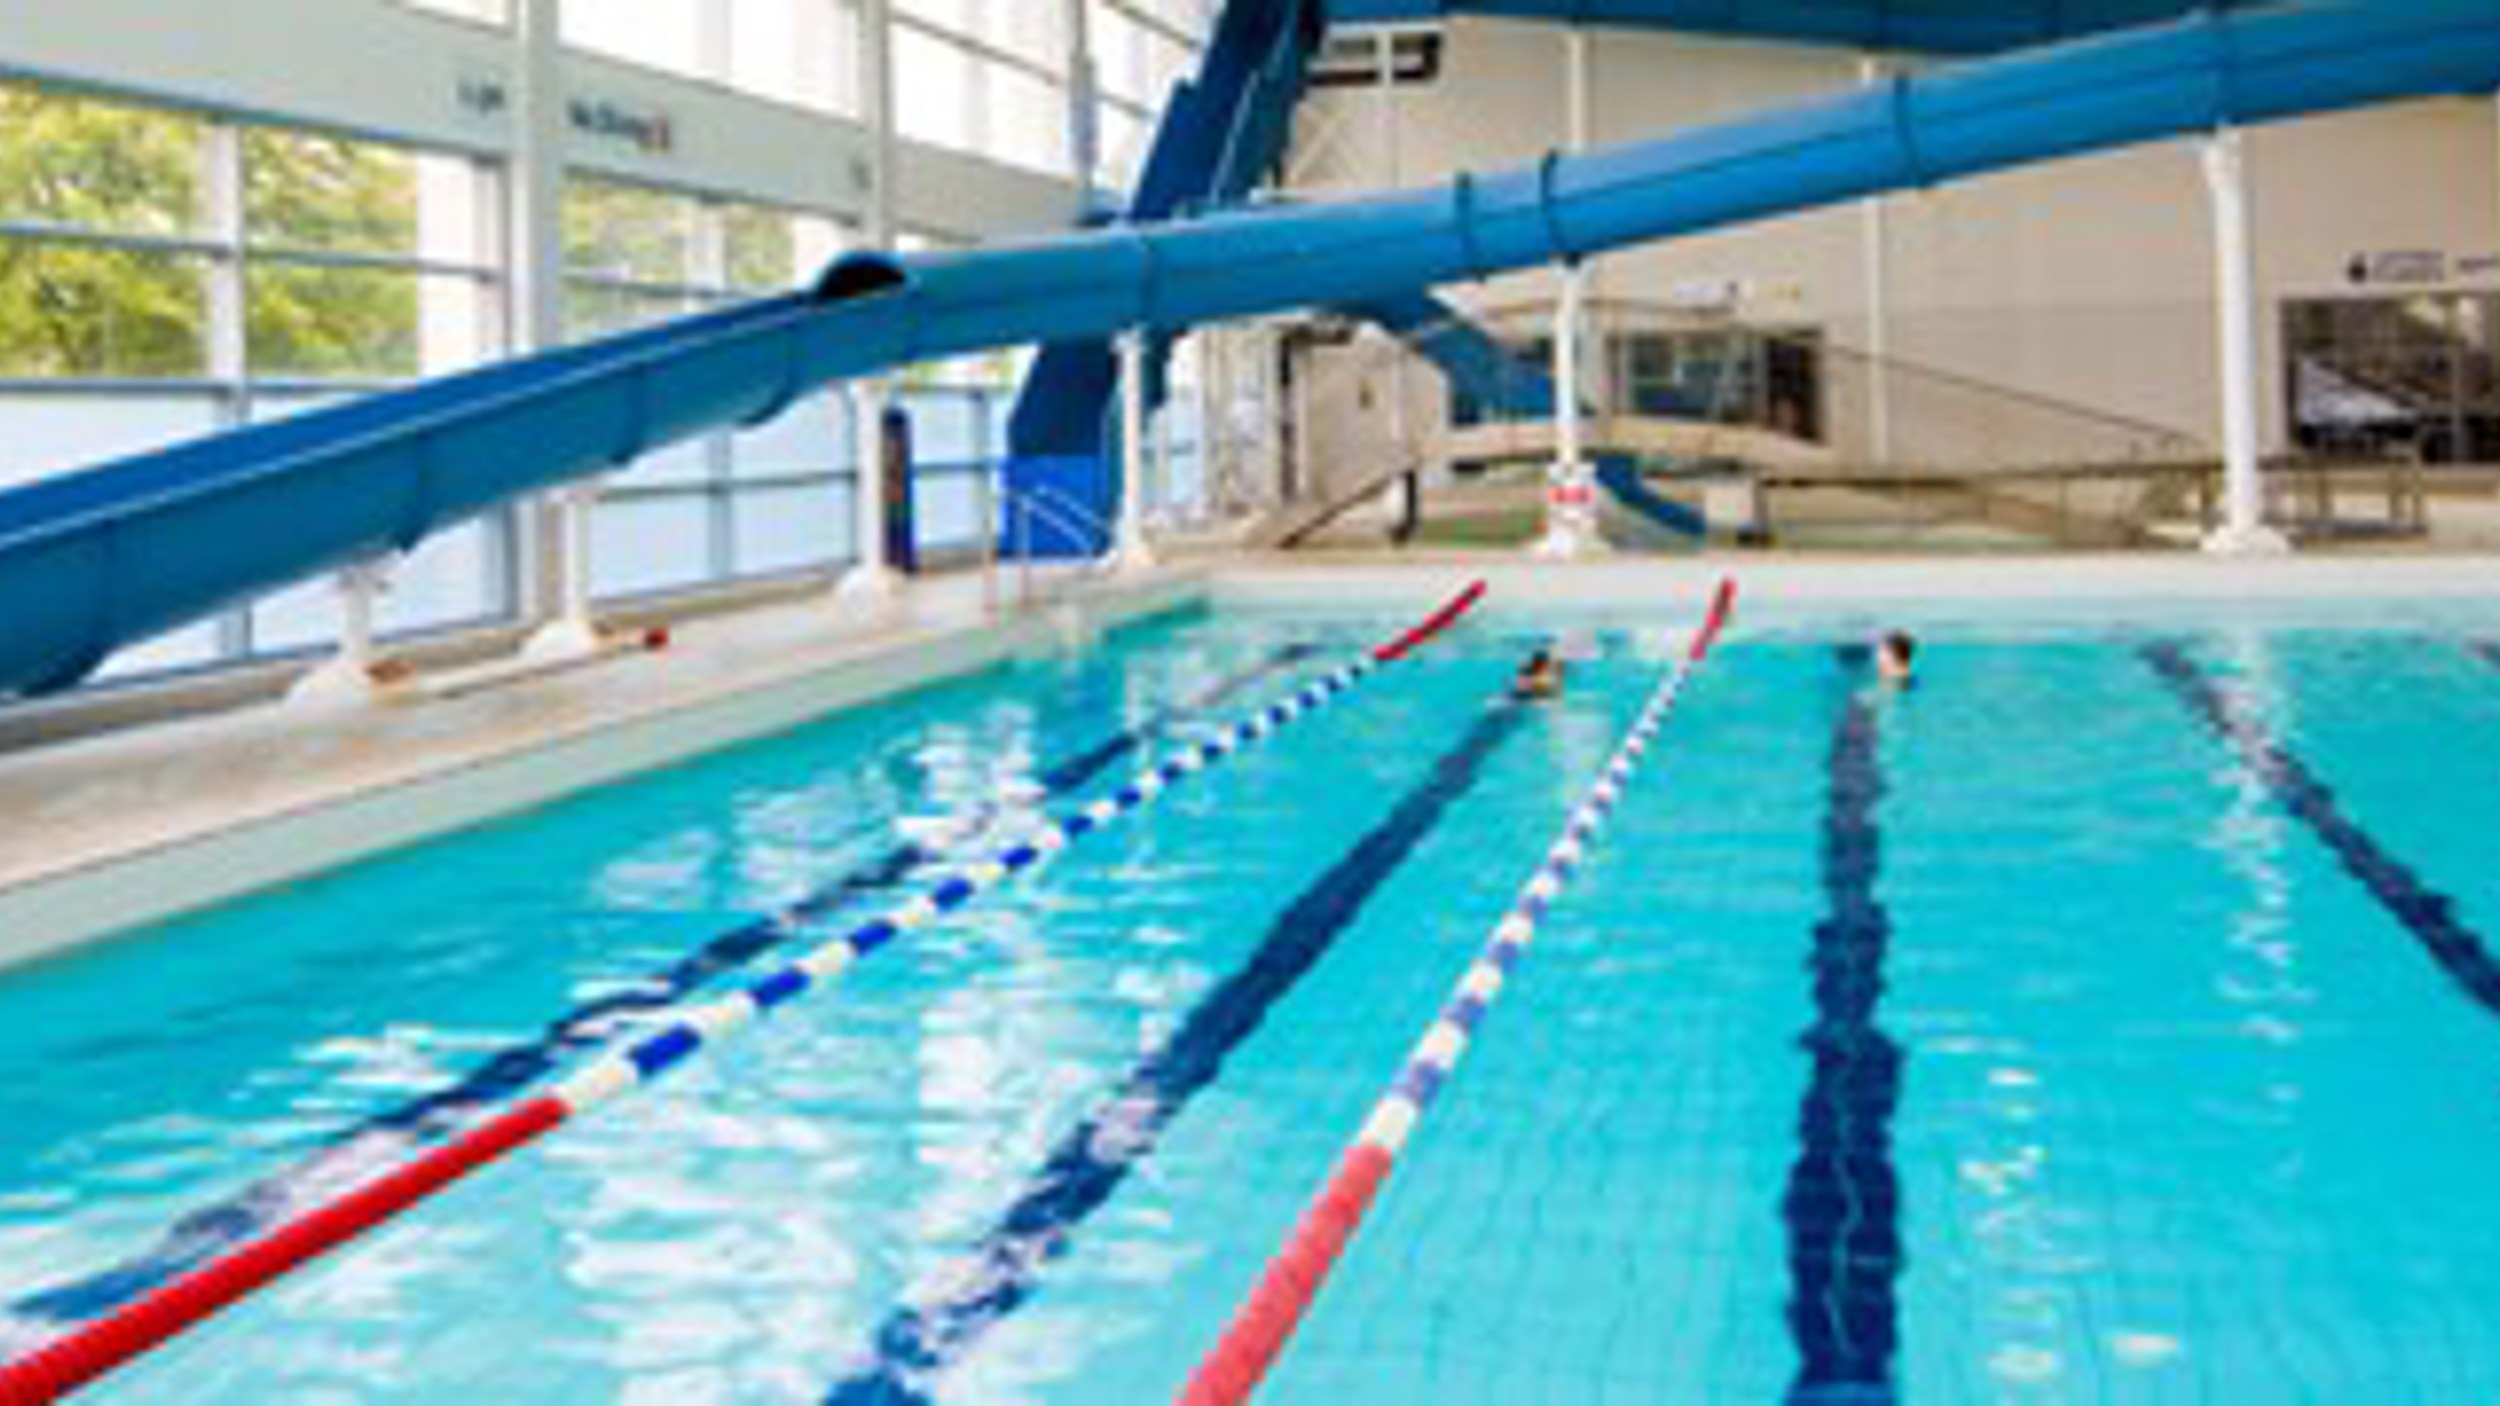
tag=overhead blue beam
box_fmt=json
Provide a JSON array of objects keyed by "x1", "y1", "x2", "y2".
[{"x1": 1322, "y1": 0, "x2": 2258, "y2": 56}]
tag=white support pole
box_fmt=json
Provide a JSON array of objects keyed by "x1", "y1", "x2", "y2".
[
  {"x1": 1566, "y1": 24, "x2": 1605, "y2": 415},
  {"x1": 1377, "y1": 29, "x2": 1417, "y2": 487},
  {"x1": 203, "y1": 121, "x2": 253, "y2": 660},
  {"x1": 838, "y1": 379, "x2": 905, "y2": 602},
  {"x1": 1858, "y1": 53, "x2": 1896, "y2": 467},
  {"x1": 1115, "y1": 332, "x2": 1158, "y2": 570},
  {"x1": 513, "y1": 0, "x2": 608, "y2": 657},
  {"x1": 287, "y1": 559, "x2": 397, "y2": 704},
  {"x1": 2201, "y1": 129, "x2": 2291, "y2": 555},
  {"x1": 837, "y1": 0, "x2": 907, "y2": 606},
  {"x1": 1533, "y1": 26, "x2": 1603, "y2": 560}
]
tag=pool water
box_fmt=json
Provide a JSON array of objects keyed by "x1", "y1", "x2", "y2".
[{"x1": 6, "y1": 600, "x2": 2500, "y2": 1402}]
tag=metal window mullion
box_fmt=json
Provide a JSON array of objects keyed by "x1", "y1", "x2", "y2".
[
  {"x1": 889, "y1": 10, "x2": 1064, "y2": 88},
  {"x1": 1097, "y1": 0, "x2": 1199, "y2": 56},
  {"x1": 0, "y1": 220, "x2": 230, "y2": 260},
  {"x1": 243, "y1": 243, "x2": 496, "y2": 279}
]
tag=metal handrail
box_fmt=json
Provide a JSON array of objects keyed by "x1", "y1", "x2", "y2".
[{"x1": 1000, "y1": 482, "x2": 1117, "y2": 615}]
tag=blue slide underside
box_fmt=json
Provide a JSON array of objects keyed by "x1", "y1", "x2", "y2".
[{"x1": 1, "y1": 0, "x2": 2492, "y2": 696}]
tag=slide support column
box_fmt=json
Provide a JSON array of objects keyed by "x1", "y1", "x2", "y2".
[
  {"x1": 514, "y1": 0, "x2": 607, "y2": 659},
  {"x1": 1534, "y1": 25, "x2": 1603, "y2": 560},
  {"x1": 288, "y1": 559, "x2": 396, "y2": 705},
  {"x1": 2201, "y1": 129, "x2": 2290, "y2": 556},
  {"x1": 838, "y1": 379, "x2": 904, "y2": 604},
  {"x1": 837, "y1": 0, "x2": 907, "y2": 607},
  {"x1": 1859, "y1": 52, "x2": 1896, "y2": 467}
]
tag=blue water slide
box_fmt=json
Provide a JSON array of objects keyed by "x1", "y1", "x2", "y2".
[
  {"x1": 3, "y1": 0, "x2": 2496, "y2": 697},
  {"x1": 1348, "y1": 289, "x2": 1710, "y2": 540},
  {"x1": 1002, "y1": 0, "x2": 1322, "y2": 550},
  {"x1": 1320, "y1": 0, "x2": 2271, "y2": 56}
]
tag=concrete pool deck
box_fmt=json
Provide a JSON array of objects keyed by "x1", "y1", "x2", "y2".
[
  {"x1": 1, "y1": 551, "x2": 2495, "y2": 971},
  {"x1": 0, "y1": 567, "x2": 1204, "y2": 971}
]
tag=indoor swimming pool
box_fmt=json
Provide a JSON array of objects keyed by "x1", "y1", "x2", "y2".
[{"x1": 6, "y1": 594, "x2": 2500, "y2": 1402}]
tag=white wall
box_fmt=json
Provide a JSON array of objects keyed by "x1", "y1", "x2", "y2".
[{"x1": 1294, "y1": 17, "x2": 2500, "y2": 459}]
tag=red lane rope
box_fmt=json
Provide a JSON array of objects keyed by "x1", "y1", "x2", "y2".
[
  {"x1": 1180, "y1": 578, "x2": 1738, "y2": 1406},
  {"x1": 0, "y1": 580, "x2": 1493, "y2": 1403},
  {"x1": 1371, "y1": 580, "x2": 1488, "y2": 663},
  {"x1": 0, "y1": 1096, "x2": 567, "y2": 1404}
]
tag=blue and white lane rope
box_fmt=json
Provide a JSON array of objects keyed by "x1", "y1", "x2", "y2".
[
  {"x1": 1184, "y1": 578, "x2": 1736, "y2": 1405},
  {"x1": 2, "y1": 643, "x2": 1325, "y2": 1340},
  {"x1": 0, "y1": 581, "x2": 1487, "y2": 1401},
  {"x1": 548, "y1": 578, "x2": 1486, "y2": 1114},
  {"x1": 557, "y1": 660, "x2": 1376, "y2": 1106}
]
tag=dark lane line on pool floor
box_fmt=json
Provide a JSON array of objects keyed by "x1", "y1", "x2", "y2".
[
  {"x1": 1783, "y1": 688, "x2": 1907, "y2": 1404},
  {"x1": 2144, "y1": 642, "x2": 2500, "y2": 1019},
  {"x1": 823, "y1": 697, "x2": 1535, "y2": 1406},
  {"x1": 3, "y1": 644, "x2": 1320, "y2": 1333}
]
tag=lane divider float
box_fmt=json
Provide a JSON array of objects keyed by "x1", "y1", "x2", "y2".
[
  {"x1": 1179, "y1": 578, "x2": 1737, "y2": 1406},
  {"x1": 0, "y1": 583, "x2": 1489, "y2": 1403},
  {"x1": 1, "y1": 644, "x2": 1328, "y2": 1340}
]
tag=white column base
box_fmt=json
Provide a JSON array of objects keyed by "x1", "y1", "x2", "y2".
[
  {"x1": 1527, "y1": 522, "x2": 1609, "y2": 561},
  {"x1": 1110, "y1": 529, "x2": 1159, "y2": 574},
  {"x1": 522, "y1": 615, "x2": 605, "y2": 663},
  {"x1": 834, "y1": 560, "x2": 907, "y2": 611},
  {"x1": 1529, "y1": 471, "x2": 1609, "y2": 561},
  {"x1": 2201, "y1": 523, "x2": 2294, "y2": 557},
  {"x1": 285, "y1": 658, "x2": 394, "y2": 708}
]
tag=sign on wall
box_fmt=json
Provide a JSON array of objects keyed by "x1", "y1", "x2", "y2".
[
  {"x1": 452, "y1": 70, "x2": 678, "y2": 160},
  {"x1": 2342, "y1": 249, "x2": 2500, "y2": 288},
  {"x1": 2345, "y1": 250, "x2": 2450, "y2": 287}
]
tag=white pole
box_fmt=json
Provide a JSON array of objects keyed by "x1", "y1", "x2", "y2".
[
  {"x1": 2201, "y1": 130, "x2": 2290, "y2": 555},
  {"x1": 288, "y1": 559, "x2": 396, "y2": 704},
  {"x1": 1116, "y1": 331, "x2": 1158, "y2": 570},
  {"x1": 839, "y1": 380, "x2": 904, "y2": 600},
  {"x1": 1859, "y1": 53, "x2": 1896, "y2": 467},
  {"x1": 837, "y1": 0, "x2": 907, "y2": 604},
  {"x1": 1377, "y1": 29, "x2": 1418, "y2": 497},
  {"x1": 1533, "y1": 27, "x2": 1602, "y2": 559},
  {"x1": 514, "y1": 0, "x2": 609, "y2": 659}
]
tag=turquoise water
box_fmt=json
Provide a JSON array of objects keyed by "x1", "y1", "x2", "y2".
[{"x1": 6, "y1": 601, "x2": 2500, "y2": 1401}]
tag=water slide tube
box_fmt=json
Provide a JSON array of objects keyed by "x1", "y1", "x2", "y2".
[
  {"x1": 2, "y1": 0, "x2": 2493, "y2": 699},
  {"x1": 1320, "y1": 0, "x2": 2264, "y2": 56}
]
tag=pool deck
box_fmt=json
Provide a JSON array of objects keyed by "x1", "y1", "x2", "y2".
[
  {"x1": 2, "y1": 551, "x2": 2495, "y2": 972},
  {"x1": 0, "y1": 567, "x2": 1204, "y2": 972}
]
